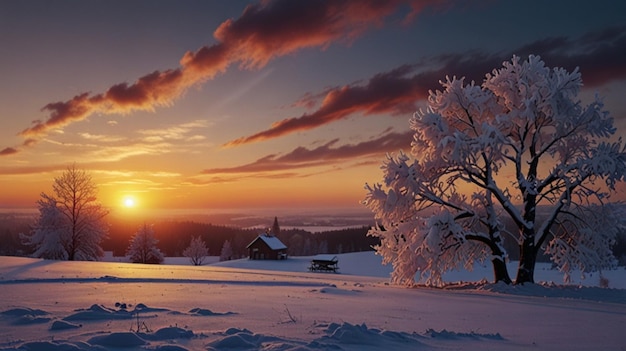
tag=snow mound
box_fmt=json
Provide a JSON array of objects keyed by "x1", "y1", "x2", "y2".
[
  {"x1": 49, "y1": 320, "x2": 81, "y2": 331},
  {"x1": 187, "y1": 308, "x2": 236, "y2": 316},
  {"x1": 63, "y1": 303, "x2": 165, "y2": 321},
  {"x1": 0, "y1": 307, "x2": 51, "y2": 325},
  {"x1": 424, "y1": 328, "x2": 503, "y2": 340},
  {"x1": 10, "y1": 315, "x2": 50, "y2": 326},
  {"x1": 141, "y1": 326, "x2": 194, "y2": 340},
  {"x1": 88, "y1": 332, "x2": 147, "y2": 347},
  {"x1": 207, "y1": 328, "x2": 288, "y2": 350},
  {"x1": 321, "y1": 322, "x2": 424, "y2": 346},
  {"x1": 14, "y1": 340, "x2": 91, "y2": 351},
  {"x1": 133, "y1": 302, "x2": 171, "y2": 313},
  {"x1": 168, "y1": 307, "x2": 237, "y2": 317},
  {"x1": 1, "y1": 307, "x2": 48, "y2": 317},
  {"x1": 310, "y1": 286, "x2": 362, "y2": 295},
  {"x1": 63, "y1": 304, "x2": 132, "y2": 321},
  {"x1": 152, "y1": 345, "x2": 191, "y2": 351},
  {"x1": 204, "y1": 323, "x2": 507, "y2": 350}
]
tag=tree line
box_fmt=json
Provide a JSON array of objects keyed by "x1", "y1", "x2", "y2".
[
  {"x1": 0, "y1": 211, "x2": 379, "y2": 260},
  {"x1": 104, "y1": 218, "x2": 377, "y2": 259}
]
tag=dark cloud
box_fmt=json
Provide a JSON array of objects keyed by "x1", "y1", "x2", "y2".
[
  {"x1": 224, "y1": 65, "x2": 431, "y2": 147},
  {"x1": 105, "y1": 69, "x2": 185, "y2": 109},
  {"x1": 207, "y1": 0, "x2": 422, "y2": 68},
  {"x1": 206, "y1": 130, "x2": 412, "y2": 174},
  {"x1": 14, "y1": 0, "x2": 441, "y2": 141},
  {"x1": 21, "y1": 93, "x2": 105, "y2": 137},
  {"x1": 0, "y1": 147, "x2": 18, "y2": 156},
  {"x1": 506, "y1": 25, "x2": 626, "y2": 88},
  {"x1": 226, "y1": 26, "x2": 626, "y2": 146}
]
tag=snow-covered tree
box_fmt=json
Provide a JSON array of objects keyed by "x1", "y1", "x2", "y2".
[
  {"x1": 184, "y1": 236, "x2": 209, "y2": 265},
  {"x1": 219, "y1": 240, "x2": 233, "y2": 262},
  {"x1": 364, "y1": 55, "x2": 625, "y2": 286},
  {"x1": 21, "y1": 164, "x2": 108, "y2": 261},
  {"x1": 127, "y1": 224, "x2": 164, "y2": 264}
]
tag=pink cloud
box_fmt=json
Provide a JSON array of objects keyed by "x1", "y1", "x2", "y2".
[
  {"x1": 0, "y1": 147, "x2": 18, "y2": 156},
  {"x1": 14, "y1": 0, "x2": 438, "y2": 142},
  {"x1": 224, "y1": 26, "x2": 626, "y2": 147},
  {"x1": 205, "y1": 130, "x2": 412, "y2": 174},
  {"x1": 224, "y1": 65, "x2": 433, "y2": 147}
]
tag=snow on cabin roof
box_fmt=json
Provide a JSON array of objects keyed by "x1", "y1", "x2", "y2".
[{"x1": 247, "y1": 234, "x2": 287, "y2": 250}]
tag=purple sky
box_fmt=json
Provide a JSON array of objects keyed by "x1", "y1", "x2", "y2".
[{"x1": 0, "y1": 0, "x2": 624, "y2": 211}]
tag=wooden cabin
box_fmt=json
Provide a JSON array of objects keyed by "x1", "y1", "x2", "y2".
[{"x1": 246, "y1": 234, "x2": 288, "y2": 260}]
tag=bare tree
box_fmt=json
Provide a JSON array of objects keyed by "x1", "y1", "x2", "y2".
[
  {"x1": 184, "y1": 236, "x2": 209, "y2": 265},
  {"x1": 22, "y1": 164, "x2": 108, "y2": 261}
]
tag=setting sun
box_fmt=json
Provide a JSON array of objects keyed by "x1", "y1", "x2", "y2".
[{"x1": 123, "y1": 197, "x2": 136, "y2": 208}]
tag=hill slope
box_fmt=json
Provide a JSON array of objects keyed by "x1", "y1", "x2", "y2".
[{"x1": 0, "y1": 254, "x2": 625, "y2": 350}]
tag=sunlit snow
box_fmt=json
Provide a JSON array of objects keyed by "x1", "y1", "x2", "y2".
[{"x1": 0, "y1": 252, "x2": 624, "y2": 350}]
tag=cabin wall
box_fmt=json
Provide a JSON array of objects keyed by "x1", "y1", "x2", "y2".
[{"x1": 248, "y1": 241, "x2": 287, "y2": 260}]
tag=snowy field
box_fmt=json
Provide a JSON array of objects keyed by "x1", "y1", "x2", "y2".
[{"x1": 1, "y1": 252, "x2": 625, "y2": 350}]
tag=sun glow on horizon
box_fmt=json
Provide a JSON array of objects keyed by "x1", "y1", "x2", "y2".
[{"x1": 123, "y1": 196, "x2": 137, "y2": 208}]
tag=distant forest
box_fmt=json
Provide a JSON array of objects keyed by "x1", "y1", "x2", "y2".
[
  {"x1": 2, "y1": 212, "x2": 625, "y2": 264},
  {"x1": 104, "y1": 218, "x2": 380, "y2": 258},
  {"x1": 0, "y1": 213, "x2": 380, "y2": 259}
]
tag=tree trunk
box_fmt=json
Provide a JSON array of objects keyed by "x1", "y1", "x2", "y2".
[
  {"x1": 515, "y1": 228, "x2": 537, "y2": 284},
  {"x1": 491, "y1": 256, "x2": 512, "y2": 284},
  {"x1": 468, "y1": 232, "x2": 513, "y2": 284},
  {"x1": 517, "y1": 167, "x2": 538, "y2": 284}
]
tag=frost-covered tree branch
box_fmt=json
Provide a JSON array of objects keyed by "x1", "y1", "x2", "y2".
[{"x1": 365, "y1": 55, "x2": 625, "y2": 286}]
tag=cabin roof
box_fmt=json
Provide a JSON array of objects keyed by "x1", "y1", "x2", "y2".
[{"x1": 246, "y1": 234, "x2": 287, "y2": 250}]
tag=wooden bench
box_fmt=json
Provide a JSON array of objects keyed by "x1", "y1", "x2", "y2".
[{"x1": 308, "y1": 255, "x2": 339, "y2": 273}]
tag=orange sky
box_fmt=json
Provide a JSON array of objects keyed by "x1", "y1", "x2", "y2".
[{"x1": 1, "y1": 1, "x2": 625, "y2": 213}]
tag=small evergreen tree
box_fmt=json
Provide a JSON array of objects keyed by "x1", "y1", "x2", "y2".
[
  {"x1": 272, "y1": 216, "x2": 281, "y2": 236},
  {"x1": 127, "y1": 224, "x2": 164, "y2": 264},
  {"x1": 184, "y1": 236, "x2": 209, "y2": 265},
  {"x1": 220, "y1": 240, "x2": 233, "y2": 261}
]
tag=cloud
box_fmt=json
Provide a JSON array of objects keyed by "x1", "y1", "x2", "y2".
[
  {"x1": 200, "y1": 0, "x2": 418, "y2": 69},
  {"x1": 515, "y1": 25, "x2": 626, "y2": 88},
  {"x1": 225, "y1": 26, "x2": 626, "y2": 146},
  {"x1": 9, "y1": 119, "x2": 214, "y2": 166},
  {"x1": 0, "y1": 147, "x2": 18, "y2": 156},
  {"x1": 20, "y1": 93, "x2": 103, "y2": 138},
  {"x1": 11, "y1": 0, "x2": 441, "y2": 145},
  {"x1": 185, "y1": 172, "x2": 303, "y2": 186},
  {"x1": 79, "y1": 133, "x2": 126, "y2": 143},
  {"x1": 137, "y1": 119, "x2": 210, "y2": 142},
  {"x1": 204, "y1": 130, "x2": 412, "y2": 174},
  {"x1": 0, "y1": 164, "x2": 70, "y2": 175},
  {"x1": 224, "y1": 65, "x2": 434, "y2": 146}
]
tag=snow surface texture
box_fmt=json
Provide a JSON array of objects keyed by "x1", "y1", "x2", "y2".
[{"x1": 0, "y1": 253, "x2": 625, "y2": 350}]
